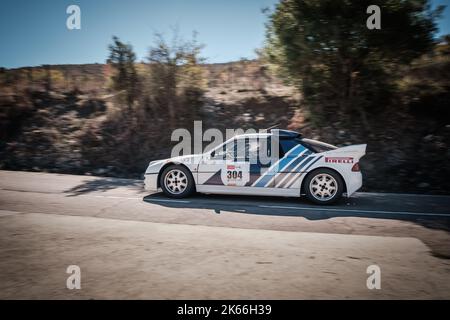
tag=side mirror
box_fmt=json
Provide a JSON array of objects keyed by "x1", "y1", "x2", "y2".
[{"x1": 210, "y1": 150, "x2": 215, "y2": 158}]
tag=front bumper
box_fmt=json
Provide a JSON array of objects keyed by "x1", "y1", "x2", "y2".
[{"x1": 144, "y1": 173, "x2": 158, "y2": 191}]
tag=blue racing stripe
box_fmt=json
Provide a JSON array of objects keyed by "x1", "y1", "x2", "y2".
[
  {"x1": 296, "y1": 155, "x2": 315, "y2": 171},
  {"x1": 277, "y1": 156, "x2": 318, "y2": 189},
  {"x1": 278, "y1": 151, "x2": 312, "y2": 173},
  {"x1": 301, "y1": 155, "x2": 323, "y2": 172},
  {"x1": 284, "y1": 156, "x2": 324, "y2": 189},
  {"x1": 253, "y1": 144, "x2": 306, "y2": 187}
]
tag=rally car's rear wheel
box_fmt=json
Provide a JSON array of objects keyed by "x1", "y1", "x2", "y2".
[
  {"x1": 160, "y1": 165, "x2": 195, "y2": 198},
  {"x1": 304, "y1": 168, "x2": 343, "y2": 205}
]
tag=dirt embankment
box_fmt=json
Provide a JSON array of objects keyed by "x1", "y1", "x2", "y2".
[{"x1": 0, "y1": 60, "x2": 448, "y2": 194}]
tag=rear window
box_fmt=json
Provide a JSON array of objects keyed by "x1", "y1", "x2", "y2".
[{"x1": 300, "y1": 138, "x2": 337, "y2": 153}]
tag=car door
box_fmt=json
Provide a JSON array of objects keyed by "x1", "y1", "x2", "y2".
[
  {"x1": 246, "y1": 135, "x2": 274, "y2": 187},
  {"x1": 197, "y1": 137, "x2": 251, "y2": 190}
]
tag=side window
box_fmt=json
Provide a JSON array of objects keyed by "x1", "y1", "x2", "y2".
[
  {"x1": 211, "y1": 137, "x2": 273, "y2": 164},
  {"x1": 247, "y1": 138, "x2": 259, "y2": 163},
  {"x1": 235, "y1": 138, "x2": 247, "y2": 161},
  {"x1": 211, "y1": 140, "x2": 234, "y2": 160},
  {"x1": 211, "y1": 138, "x2": 249, "y2": 161},
  {"x1": 279, "y1": 138, "x2": 299, "y2": 157},
  {"x1": 257, "y1": 137, "x2": 272, "y2": 166}
]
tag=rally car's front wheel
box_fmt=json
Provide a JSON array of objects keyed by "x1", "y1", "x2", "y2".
[
  {"x1": 160, "y1": 165, "x2": 195, "y2": 198},
  {"x1": 304, "y1": 168, "x2": 344, "y2": 205}
]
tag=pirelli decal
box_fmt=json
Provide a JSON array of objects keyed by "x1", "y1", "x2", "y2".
[{"x1": 325, "y1": 157, "x2": 353, "y2": 164}]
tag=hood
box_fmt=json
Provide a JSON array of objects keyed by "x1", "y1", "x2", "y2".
[
  {"x1": 145, "y1": 154, "x2": 203, "y2": 174},
  {"x1": 167, "y1": 154, "x2": 203, "y2": 164},
  {"x1": 149, "y1": 154, "x2": 203, "y2": 166}
]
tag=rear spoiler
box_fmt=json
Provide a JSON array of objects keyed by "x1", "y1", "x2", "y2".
[{"x1": 322, "y1": 144, "x2": 367, "y2": 160}]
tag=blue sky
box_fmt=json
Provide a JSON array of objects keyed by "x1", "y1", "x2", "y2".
[{"x1": 0, "y1": 0, "x2": 449, "y2": 68}]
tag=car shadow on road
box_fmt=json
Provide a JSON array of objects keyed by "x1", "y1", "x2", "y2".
[
  {"x1": 64, "y1": 177, "x2": 143, "y2": 196},
  {"x1": 142, "y1": 192, "x2": 450, "y2": 233}
]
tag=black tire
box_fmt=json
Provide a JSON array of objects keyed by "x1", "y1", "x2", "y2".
[
  {"x1": 303, "y1": 168, "x2": 344, "y2": 205},
  {"x1": 160, "y1": 164, "x2": 195, "y2": 198}
]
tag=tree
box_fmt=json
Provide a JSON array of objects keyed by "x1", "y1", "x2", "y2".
[
  {"x1": 108, "y1": 36, "x2": 140, "y2": 110},
  {"x1": 43, "y1": 64, "x2": 52, "y2": 93},
  {"x1": 147, "y1": 31, "x2": 205, "y2": 130},
  {"x1": 265, "y1": 0, "x2": 444, "y2": 126}
]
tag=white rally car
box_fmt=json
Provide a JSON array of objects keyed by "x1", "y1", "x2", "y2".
[{"x1": 144, "y1": 129, "x2": 366, "y2": 204}]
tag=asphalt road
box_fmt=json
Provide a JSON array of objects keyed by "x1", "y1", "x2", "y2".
[{"x1": 0, "y1": 170, "x2": 449, "y2": 299}]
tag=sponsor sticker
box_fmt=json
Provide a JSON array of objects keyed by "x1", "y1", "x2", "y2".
[
  {"x1": 325, "y1": 157, "x2": 354, "y2": 164},
  {"x1": 221, "y1": 162, "x2": 250, "y2": 186}
]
